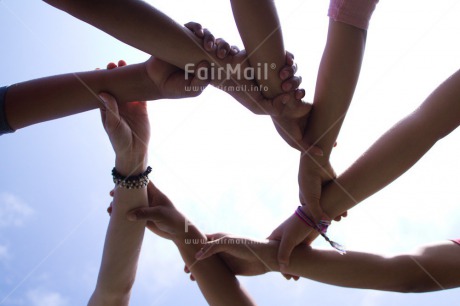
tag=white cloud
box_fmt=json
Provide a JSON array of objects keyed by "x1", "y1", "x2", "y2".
[
  {"x1": 27, "y1": 289, "x2": 68, "y2": 306},
  {"x1": 0, "y1": 193, "x2": 34, "y2": 227}
]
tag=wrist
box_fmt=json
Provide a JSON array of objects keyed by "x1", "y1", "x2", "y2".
[
  {"x1": 173, "y1": 224, "x2": 206, "y2": 249},
  {"x1": 115, "y1": 154, "x2": 148, "y2": 176},
  {"x1": 266, "y1": 240, "x2": 283, "y2": 272}
]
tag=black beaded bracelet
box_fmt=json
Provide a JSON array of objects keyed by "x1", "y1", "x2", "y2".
[{"x1": 112, "y1": 166, "x2": 152, "y2": 189}]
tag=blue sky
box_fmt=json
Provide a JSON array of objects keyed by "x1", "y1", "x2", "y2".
[{"x1": 1, "y1": 0, "x2": 459, "y2": 305}]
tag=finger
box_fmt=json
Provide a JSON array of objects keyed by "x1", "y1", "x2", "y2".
[
  {"x1": 106, "y1": 62, "x2": 117, "y2": 70},
  {"x1": 215, "y1": 38, "x2": 231, "y2": 59},
  {"x1": 267, "y1": 230, "x2": 280, "y2": 241},
  {"x1": 118, "y1": 60, "x2": 127, "y2": 67},
  {"x1": 305, "y1": 231, "x2": 320, "y2": 245},
  {"x1": 229, "y1": 45, "x2": 240, "y2": 55},
  {"x1": 281, "y1": 76, "x2": 302, "y2": 92},
  {"x1": 195, "y1": 239, "x2": 227, "y2": 260},
  {"x1": 272, "y1": 94, "x2": 313, "y2": 120},
  {"x1": 109, "y1": 189, "x2": 115, "y2": 197},
  {"x1": 98, "y1": 92, "x2": 120, "y2": 134},
  {"x1": 202, "y1": 29, "x2": 216, "y2": 51},
  {"x1": 184, "y1": 265, "x2": 190, "y2": 274},
  {"x1": 334, "y1": 211, "x2": 348, "y2": 222},
  {"x1": 279, "y1": 65, "x2": 296, "y2": 81},
  {"x1": 299, "y1": 202, "x2": 324, "y2": 231},
  {"x1": 107, "y1": 203, "x2": 113, "y2": 216},
  {"x1": 205, "y1": 233, "x2": 227, "y2": 241},
  {"x1": 281, "y1": 273, "x2": 299, "y2": 280},
  {"x1": 278, "y1": 236, "x2": 297, "y2": 272},
  {"x1": 294, "y1": 89, "x2": 306, "y2": 100},
  {"x1": 190, "y1": 274, "x2": 196, "y2": 281},
  {"x1": 188, "y1": 61, "x2": 210, "y2": 97},
  {"x1": 304, "y1": 144, "x2": 324, "y2": 158},
  {"x1": 126, "y1": 206, "x2": 164, "y2": 222},
  {"x1": 147, "y1": 181, "x2": 156, "y2": 205},
  {"x1": 184, "y1": 22, "x2": 204, "y2": 38},
  {"x1": 285, "y1": 51, "x2": 294, "y2": 66}
]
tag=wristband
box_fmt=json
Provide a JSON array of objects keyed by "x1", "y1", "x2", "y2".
[
  {"x1": 295, "y1": 206, "x2": 346, "y2": 255},
  {"x1": 112, "y1": 166, "x2": 152, "y2": 189}
]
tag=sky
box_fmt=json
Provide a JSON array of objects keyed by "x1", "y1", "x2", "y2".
[{"x1": 0, "y1": 0, "x2": 460, "y2": 305}]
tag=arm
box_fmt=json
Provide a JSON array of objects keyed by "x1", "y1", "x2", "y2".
[
  {"x1": 269, "y1": 68, "x2": 460, "y2": 263},
  {"x1": 43, "y1": 0, "x2": 296, "y2": 116},
  {"x1": 299, "y1": 19, "x2": 367, "y2": 220},
  {"x1": 198, "y1": 235, "x2": 460, "y2": 292},
  {"x1": 230, "y1": 0, "x2": 285, "y2": 98},
  {"x1": 4, "y1": 62, "x2": 156, "y2": 130},
  {"x1": 89, "y1": 87, "x2": 150, "y2": 305},
  {"x1": 269, "y1": 19, "x2": 371, "y2": 272},
  {"x1": 128, "y1": 183, "x2": 255, "y2": 306},
  {"x1": 3, "y1": 56, "x2": 209, "y2": 131},
  {"x1": 230, "y1": 0, "x2": 312, "y2": 148},
  {"x1": 319, "y1": 67, "x2": 460, "y2": 220}
]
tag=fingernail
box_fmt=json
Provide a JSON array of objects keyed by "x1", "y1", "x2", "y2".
[
  {"x1": 127, "y1": 212, "x2": 137, "y2": 221},
  {"x1": 314, "y1": 149, "x2": 324, "y2": 157},
  {"x1": 282, "y1": 96, "x2": 289, "y2": 105},
  {"x1": 283, "y1": 83, "x2": 292, "y2": 91},
  {"x1": 207, "y1": 41, "x2": 214, "y2": 49},
  {"x1": 281, "y1": 71, "x2": 289, "y2": 80},
  {"x1": 98, "y1": 94, "x2": 109, "y2": 106}
]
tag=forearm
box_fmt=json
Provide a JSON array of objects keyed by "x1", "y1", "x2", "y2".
[
  {"x1": 304, "y1": 20, "x2": 366, "y2": 154},
  {"x1": 44, "y1": 0, "x2": 226, "y2": 71},
  {"x1": 89, "y1": 157, "x2": 149, "y2": 305},
  {"x1": 174, "y1": 227, "x2": 255, "y2": 306},
  {"x1": 320, "y1": 69, "x2": 460, "y2": 218},
  {"x1": 285, "y1": 245, "x2": 444, "y2": 292},
  {"x1": 230, "y1": 0, "x2": 285, "y2": 98},
  {"x1": 5, "y1": 63, "x2": 159, "y2": 130}
]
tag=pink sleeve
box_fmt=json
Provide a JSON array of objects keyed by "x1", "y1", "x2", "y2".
[
  {"x1": 328, "y1": 0, "x2": 379, "y2": 30},
  {"x1": 452, "y1": 239, "x2": 460, "y2": 246}
]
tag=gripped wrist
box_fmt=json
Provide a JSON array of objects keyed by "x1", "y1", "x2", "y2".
[{"x1": 115, "y1": 154, "x2": 148, "y2": 176}]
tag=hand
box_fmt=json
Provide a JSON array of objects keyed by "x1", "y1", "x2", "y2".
[
  {"x1": 193, "y1": 233, "x2": 277, "y2": 277},
  {"x1": 125, "y1": 181, "x2": 187, "y2": 242},
  {"x1": 144, "y1": 56, "x2": 210, "y2": 100},
  {"x1": 99, "y1": 61, "x2": 150, "y2": 175},
  {"x1": 185, "y1": 22, "x2": 240, "y2": 58},
  {"x1": 184, "y1": 23, "x2": 309, "y2": 116},
  {"x1": 298, "y1": 154, "x2": 336, "y2": 222},
  {"x1": 267, "y1": 210, "x2": 314, "y2": 275},
  {"x1": 142, "y1": 22, "x2": 241, "y2": 100}
]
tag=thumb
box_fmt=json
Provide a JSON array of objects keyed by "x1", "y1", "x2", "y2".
[
  {"x1": 301, "y1": 195, "x2": 324, "y2": 224},
  {"x1": 188, "y1": 60, "x2": 210, "y2": 95},
  {"x1": 99, "y1": 92, "x2": 120, "y2": 134},
  {"x1": 277, "y1": 235, "x2": 296, "y2": 273}
]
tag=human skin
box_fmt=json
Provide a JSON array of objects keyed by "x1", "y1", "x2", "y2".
[
  {"x1": 269, "y1": 67, "x2": 460, "y2": 271},
  {"x1": 43, "y1": 0, "x2": 308, "y2": 119},
  {"x1": 125, "y1": 182, "x2": 256, "y2": 306},
  {"x1": 196, "y1": 234, "x2": 460, "y2": 293}
]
